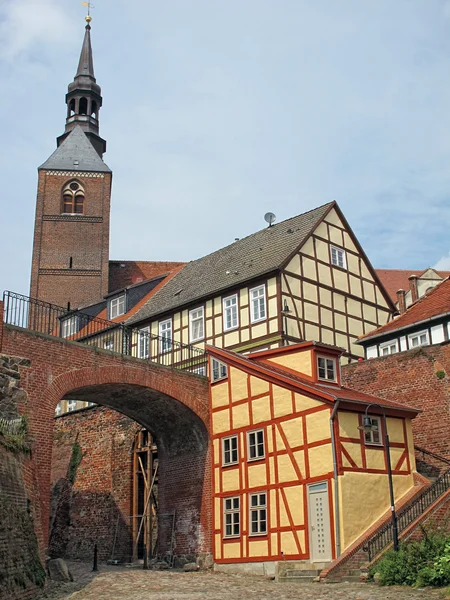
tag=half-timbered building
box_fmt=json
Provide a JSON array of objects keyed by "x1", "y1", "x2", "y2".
[
  {"x1": 127, "y1": 201, "x2": 395, "y2": 364},
  {"x1": 207, "y1": 342, "x2": 419, "y2": 575}
]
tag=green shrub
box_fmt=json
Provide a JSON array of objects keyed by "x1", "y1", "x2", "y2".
[{"x1": 372, "y1": 531, "x2": 450, "y2": 587}]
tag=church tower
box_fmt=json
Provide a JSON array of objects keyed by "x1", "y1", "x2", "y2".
[{"x1": 30, "y1": 15, "x2": 112, "y2": 309}]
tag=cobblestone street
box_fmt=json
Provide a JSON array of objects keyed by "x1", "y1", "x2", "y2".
[{"x1": 36, "y1": 562, "x2": 448, "y2": 600}]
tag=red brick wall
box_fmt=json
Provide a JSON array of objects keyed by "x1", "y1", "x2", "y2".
[
  {"x1": 50, "y1": 407, "x2": 139, "y2": 561},
  {"x1": 343, "y1": 343, "x2": 450, "y2": 459},
  {"x1": 1, "y1": 325, "x2": 211, "y2": 561},
  {"x1": 30, "y1": 170, "x2": 112, "y2": 308}
]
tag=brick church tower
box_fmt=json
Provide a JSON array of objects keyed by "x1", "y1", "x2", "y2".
[{"x1": 30, "y1": 16, "x2": 112, "y2": 309}]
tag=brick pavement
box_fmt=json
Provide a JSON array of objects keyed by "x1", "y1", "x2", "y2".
[{"x1": 35, "y1": 562, "x2": 447, "y2": 600}]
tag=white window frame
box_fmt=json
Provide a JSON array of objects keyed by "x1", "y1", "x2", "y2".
[
  {"x1": 317, "y1": 356, "x2": 337, "y2": 382},
  {"x1": 189, "y1": 307, "x2": 205, "y2": 342},
  {"x1": 247, "y1": 429, "x2": 265, "y2": 461},
  {"x1": 379, "y1": 340, "x2": 398, "y2": 356},
  {"x1": 138, "y1": 327, "x2": 150, "y2": 359},
  {"x1": 193, "y1": 365, "x2": 207, "y2": 376},
  {"x1": 159, "y1": 319, "x2": 172, "y2": 354},
  {"x1": 109, "y1": 294, "x2": 126, "y2": 319},
  {"x1": 364, "y1": 415, "x2": 382, "y2": 446},
  {"x1": 61, "y1": 316, "x2": 78, "y2": 338},
  {"x1": 330, "y1": 245, "x2": 347, "y2": 269},
  {"x1": 211, "y1": 358, "x2": 228, "y2": 382},
  {"x1": 223, "y1": 294, "x2": 239, "y2": 331},
  {"x1": 249, "y1": 492, "x2": 267, "y2": 536},
  {"x1": 67, "y1": 399, "x2": 77, "y2": 412},
  {"x1": 408, "y1": 330, "x2": 429, "y2": 349},
  {"x1": 104, "y1": 338, "x2": 114, "y2": 352},
  {"x1": 222, "y1": 435, "x2": 238, "y2": 466},
  {"x1": 224, "y1": 496, "x2": 240, "y2": 538},
  {"x1": 55, "y1": 403, "x2": 62, "y2": 416},
  {"x1": 250, "y1": 285, "x2": 266, "y2": 323}
]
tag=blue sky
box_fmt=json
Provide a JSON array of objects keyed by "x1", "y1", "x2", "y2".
[{"x1": 1, "y1": 0, "x2": 450, "y2": 295}]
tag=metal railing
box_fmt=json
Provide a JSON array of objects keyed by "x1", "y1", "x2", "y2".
[
  {"x1": 2, "y1": 291, "x2": 207, "y2": 375},
  {"x1": 365, "y1": 467, "x2": 450, "y2": 561}
]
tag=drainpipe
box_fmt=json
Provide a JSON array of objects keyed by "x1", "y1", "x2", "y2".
[{"x1": 330, "y1": 399, "x2": 341, "y2": 558}]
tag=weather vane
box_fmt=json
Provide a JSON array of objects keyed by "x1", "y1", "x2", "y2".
[{"x1": 81, "y1": 1, "x2": 95, "y2": 22}]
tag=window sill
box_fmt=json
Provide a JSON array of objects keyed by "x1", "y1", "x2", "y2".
[
  {"x1": 211, "y1": 377, "x2": 228, "y2": 386},
  {"x1": 223, "y1": 326, "x2": 239, "y2": 333},
  {"x1": 223, "y1": 535, "x2": 241, "y2": 541},
  {"x1": 364, "y1": 442, "x2": 383, "y2": 448},
  {"x1": 222, "y1": 462, "x2": 239, "y2": 469},
  {"x1": 250, "y1": 317, "x2": 267, "y2": 325},
  {"x1": 247, "y1": 456, "x2": 266, "y2": 463}
]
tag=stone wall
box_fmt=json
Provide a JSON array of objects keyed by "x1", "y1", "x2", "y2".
[
  {"x1": 50, "y1": 406, "x2": 140, "y2": 562},
  {"x1": 0, "y1": 354, "x2": 46, "y2": 600}
]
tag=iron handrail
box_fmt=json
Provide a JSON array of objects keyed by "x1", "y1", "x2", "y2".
[
  {"x1": 2, "y1": 290, "x2": 207, "y2": 375},
  {"x1": 414, "y1": 445, "x2": 450, "y2": 467},
  {"x1": 365, "y1": 467, "x2": 450, "y2": 561}
]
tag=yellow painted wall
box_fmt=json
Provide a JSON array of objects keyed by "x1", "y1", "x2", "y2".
[
  {"x1": 339, "y1": 470, "x2": 415, "y2": 549},
  {"x1": 265, "y1": 349, "x2": 312, "y2": 376}
]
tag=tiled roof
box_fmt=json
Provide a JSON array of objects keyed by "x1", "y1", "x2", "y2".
[
  {"x1": 358, "y1": 277, "x2": 450, "y2": 342},
  {"x1": 127, "y1": 202, "x2": 334, "y2": 325},
  {"x1": 109, "y1": 261, "x2": 185, "y2": 293},
  {"x1": 375, "y1": 268, "x2": 450, "y2": 303},
  {"x1": 207, "y1": 345, "x2": 420, "y2": 415},
  {"x1": 39, "y1": 125, "x2": 111, "y2": 172}
]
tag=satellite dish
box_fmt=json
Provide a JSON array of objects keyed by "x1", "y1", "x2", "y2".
[{"x1": 264, "y1": 212, "x2": 276, "y2": 227}]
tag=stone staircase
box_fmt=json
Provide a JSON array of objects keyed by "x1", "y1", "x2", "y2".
[{"x1": 276, "y1": 561, "x2": 327, "y2": 583}]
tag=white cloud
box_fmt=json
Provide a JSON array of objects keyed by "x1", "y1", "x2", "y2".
[
  {"x1": 0, "y1": 0, "x2": 71, "y2": 62},
  {"x1": 434, "y1": 254, "x2": 450, "y2": 271}
]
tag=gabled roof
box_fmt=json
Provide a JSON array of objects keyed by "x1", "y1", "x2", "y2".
[
  {"x1": 207, "y1": 345, "x2": 420, "y2": 416},
  {"x1": 127, "y1": 202, "x2": 334, "y2": 324},
  {"x1": 109, "y1": 260, "x2": 185, "y2": 293},
  {"x1": 39, "y1": 125, "x2": 111, "y2": 172},
  {"x1": 358, "y1": 277, "x2": 450, "y2": 343},
  {"x1": 375, "y1": 268, "x2": 450, "y2": 304}
]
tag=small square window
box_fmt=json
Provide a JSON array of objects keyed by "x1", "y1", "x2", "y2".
[
  {"x1": 223, "y1": 294, "x2": 239, "y2": 331},
  {"x1": 211, "y1": 358, "x2": 228, "y2": 382},
  {"x1": 193, "y1": 365, "x2": 206, "y2": 376},
  {"x1": 109, "y1": 295, "x2": 126, "y2": 319},
  {"x1": 249, "y1": 492, "x2": 267, "y2": 535},
  {"x1": 61, "y1": 316, "x2": 78, "y2": 338},
  {"x1": 222, "y1": 436, "x2": 238, "y2": 466},
  {"x1": 104, "y1": 338, "x2": 114, "y2": 351},
  {"x1": 189, "y1": 307, "x2": 204, "y2": 342},
  {"x1": 317, "y1": 356, "x2": 337, "y2": 381},
  {"x1": 67, "y1": 400, "x2": 77, "y2": 412},
  {"x1": 250, "y1": 285, "x2": 266, "y2": 323},
  {"x1": 364, "y1": 416, "x2": 382, "y2": 445},
  {"x1": 380, "y1": 341, "x2": 398, "y2": 356},
  {"x1": 224, "y1": 496, "x2": 240, "y2": 538},
  {"x1": 330, "y1": 245, "x2": 347, "y2": 269},
  {"x1": 247, "y1": 429, "x2": 265, "y2": 460},
  {"x1": 408, "y1": 330, "x2": 429, "y2": 348}
]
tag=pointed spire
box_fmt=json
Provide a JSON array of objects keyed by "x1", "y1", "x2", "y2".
[
  {"x1": 75, "y1": 21, "x2": 95, "y2": 80},
  {"x1": 57, "y1": 15, "x2": 107, "y2": 157}
]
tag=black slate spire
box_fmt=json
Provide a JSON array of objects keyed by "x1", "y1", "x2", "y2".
[{"x1": 57, "y1": 16, "x2": 107, "y2": 157}]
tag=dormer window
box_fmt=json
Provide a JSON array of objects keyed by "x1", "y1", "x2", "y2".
[
  {"x1": 109, "y1": 294, "x2": 126, "y2": 319},
  {"x1": 330, "y1": 245, "x2": 347, "y2": 269},
  {"x1": 61, "y1": 315, "x2": 78, "y2": 338},
  {"x1": 317, "y1": 355, "x2": 337, "y2": 382},
  {"x1": 62, "y1": 181, "x2": 84, "y2": 214}
]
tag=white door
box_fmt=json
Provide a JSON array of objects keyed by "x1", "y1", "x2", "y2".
[{"x1": 308, "y1": 482, "x2": 332, "y2": 562}]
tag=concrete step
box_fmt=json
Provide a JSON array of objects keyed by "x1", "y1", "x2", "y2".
[{"x1": 279, "y1": 569, "x2": 321, "y2": 583}]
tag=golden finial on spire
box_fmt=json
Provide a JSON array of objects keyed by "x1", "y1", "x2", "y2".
[{"x1": 81, "y1": 2, "x2": 94, "y2": 22}]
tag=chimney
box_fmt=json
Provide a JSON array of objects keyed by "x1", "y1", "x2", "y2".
[
  {"x1": 408, "y1": 274, "x2": 419, "y2": 304},
  {"x1": 397, "y1": 289, "x2": 406, "y2": 314}
]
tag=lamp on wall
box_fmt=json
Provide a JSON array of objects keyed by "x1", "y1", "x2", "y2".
[{"x1": 358, "y1": 403, "x2": 399, "y2": 551}]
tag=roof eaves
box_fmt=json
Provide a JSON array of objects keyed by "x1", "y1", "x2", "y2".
[{"x1": 357, "y1": 310, "x2": 450, "y2": 345}]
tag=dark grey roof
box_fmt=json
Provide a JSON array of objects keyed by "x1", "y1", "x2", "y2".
[
  {"x1": 39, "y1": 125, "x2": 111, "y2": 172},
  {"x1": 127, "y1": 202, "x2": 333, "y2": 325}
]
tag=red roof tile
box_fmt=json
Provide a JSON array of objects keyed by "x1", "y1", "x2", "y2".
[
  {"x1": 207, "y1": 345, "x2": 419, "y2": 416},
  {"x1": 109, "y1": 260, "x2": 185, "y2": 292},
  {"x1": 376, "y1": 268, "x2": 450, "y2": 303},
  {"x1": 359, "y1": 277, "x2": 450, "y2": 341}
]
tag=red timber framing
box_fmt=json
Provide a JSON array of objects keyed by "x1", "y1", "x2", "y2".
[{"x1": 208, "y1": 344, "x2": 417, "y2": 565}]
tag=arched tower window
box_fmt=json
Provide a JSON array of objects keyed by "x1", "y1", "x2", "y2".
[
  {"x1": 79, "y1": 97, "x2": 88, "y2": 115},
  {"x1": 62, "y1": 181, "x2": 85, "y2": 214},
  {"x1": 68, "y1": 98, "x2": 76, "y2": 117},
  {"x1": 91, "y1": 100, "x2": 98, "y2": 119}
]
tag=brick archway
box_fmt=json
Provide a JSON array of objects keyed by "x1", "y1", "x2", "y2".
[{"x1": 1, "y1": 325, "x2": 211, "y2": 560}]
